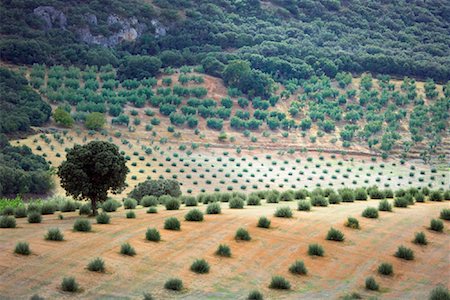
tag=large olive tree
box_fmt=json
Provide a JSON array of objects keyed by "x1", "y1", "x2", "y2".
[{"x1": 58, "y1": 141, "x2": 129, "y2": 215}]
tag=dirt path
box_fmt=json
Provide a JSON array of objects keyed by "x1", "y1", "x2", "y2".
[{"x1": 0, "y1": 200, "x2": 448, "y2": 299}]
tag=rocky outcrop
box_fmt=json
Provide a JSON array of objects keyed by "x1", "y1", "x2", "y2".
[{"x1": 33, "y1": 6, "x2": 67, "y2": 30}]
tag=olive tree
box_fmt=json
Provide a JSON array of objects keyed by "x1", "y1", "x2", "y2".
[{"x1": 58, "y1": 141, "x2": 129, "y2": 215}]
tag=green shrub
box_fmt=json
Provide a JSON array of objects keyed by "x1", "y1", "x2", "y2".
[
  {"x1": 0, "y1": 215, "x2": 16, "y2": 228},
  {"x1": 60, "y1": 200, "x2": 77, "y2": 212},
  {"x1": 340, "y1": 189, "x2": 355, "y2": 202},
  {"x1": 345, "y1": 217, "x2": 360, "y2": 229},
  {"x1": 87, "y1": 257, "x2": 105, "y2": 272},
  {"x1": 430, "y1": 219, "x2": 444, "y2": 232},
  {"x1": 247, "y1": 290, "x2": 263, "y2": 300},
  {"x1": 165, "y1": 198, "x2": 181, "y2": 210},
  {"x1": 326, "y1": 227, "x2": 345, "y2": 241},
  {"x1": 269, "y1": 276, "x2": 291, "y2": 290},
  {"x1": 266, "y1": 191, "x2": 280, "y2": 203},
  {"x1": 297, "y1": 200, "x2": 311, "y2": 211},
  {"x1": 378, "y1": 263, "x2": 393, "y2": 276},
  {"x1": 289, "y1": 260, "x2": 307, "y2": 275},
  {"x1": 328, "y1": 193, "x2": 342, "y2": 204},
  {"x1": 279, "y1": 191, "x2": 294, "y2": 201},
  {"x1": 45, "y1": 228, "x2": 64, "y2": 241},
  {"x1": 123, "y1": 198, "x2": 138, "y2": 209},
  {"x1": 27, "y1": 211, "x2": 42, "y2": 224},
  {"x1": 365, "y1": 276, "x2": 379, "y2": 291},
  {"x1": 164, "y1": 217, "x2": 181, "y2": 230},
  {"x1": 164, "y1": 278, "x2": 183, "y2": 291},
  {"x1": 41, "y1": 202, "x2": 57, "y2": 215},
  {"x1": 190, "y1": 258, "x2": 210, "y2": 274},
  {"x1": 206, "y1": 202, "x2": 221, "y2": 214},
  {"x1": 362, "y1": 207, "x2": 378, "y2": 218},
  {"x1": 61, "y1": 277, "x2": 78, "y2": 292},
  {"x1": 444, "y1": 190, "x2": 450, "y2": 201},
  {"x1": 102, "y1": 199, "x2": 121, "y2": 212},
  {"x1": 429, "y1": 190, "x2": 443, "y2": 201},
  {"x1": 235, "y1": 227, "x2": 251, "y2": 241},
  {"x1": 147, "y1": 207, "x2": 157, "y2": 214},
  {"x1": 355, "y1": 188, "x2": 368, "y2": 200},
  {"x1": 429, "y1": 285, "x2": 450, "y2": 300},
  {"x1": 1, "y1": 206, "x2": 14, "y2": 216},
  {"x1": 415, "y1": 192, "x2": 425, "y2": 202},
  {"x1": 120, "y1": 243, "x2": 136, "y2": 256},
  {"x1": 440, "y1": 208, "x2": 450, "y2": 221},
  {"x1": 79, "y1": 203, "x2": 91, "y2": 215},
  {"x1": 378, "y1": 199, "x2": 392, "y2": 212},
  {"x1": 310, "y1": 194, "x2": 329, "y2": 206},
  {"x1": 395, "y1": 245, "x2": 414, "y2": 260},
  {"x1": 257, "y1": 216, "x2": 271, "y2": 228},
  {"x1": 14, "y1": 206, "x2": 27, "y2": 218},
  {"x1": 229, "y1": 197, "x2": 245, "y2": 209},
  {"x1": 73, "y1": 219, "x2": 91, "y2": 232},
  {"x1": 14, "y1": 242, "x2": 30, "y2": 255},
  {"x1": 394, "y1": 196, "x2": 409, "y2": 208},
  {"x1": 146, "y1": 228, "x2": 161, "y2": 242},
  {"x1": 247, "y1": 195, "x2": 261, "y2": 205},
  {"x1": 143, "y1": 292, "x2": 154, "y2": 300},
  {"x1": 369, "y1": 189, "x2": 385, "y2": 199},
  {"x1": 96, "y1": 212, "x2": 110, "y2": 224},
  {"x1": 413, "y1": 232, "x2": 427, "y2": 245},
  {"x1": 308, "y1": 243, "x2": 324, "y2": 256},
  {"x1": 185, "y1": 209, "x2": 204, "y2": 221},
  {"x1": 141, "y1": 195, "x2": 159, "y2": 207},
  {"x1": 126, "y1": 211, "x2": 136, "y2": 218},
  {"x1": 216, "y1": 244, "x2": 231, "y2": 257},
  {"x1": 183, "y1": 196, "x2": 198, "y2": 206},
  {"x1": 274, "y1": 206, "x2": 293, "y2": 218}
]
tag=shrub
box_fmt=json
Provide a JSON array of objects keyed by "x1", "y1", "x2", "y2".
[
  {"x1": 326, "y1": 228, "x2": 345, "y2": 241},
  {"x1": 429, "y1": 285, "x2": 450, "y2": 300},
  {"x1": 123, "y1": 198, "x2": 138, "y2": 209},
  {"x1": 216, "y1": 244, "x2": 231, "y2": 257},
  {"x1": 41, "y1": 202, "x2": 57, "y2": 215},
  {"x1": 79, "y1": 203, "x2": 91, "y2": 215},
  {"x1": 183, "y1": 196, "x2": 198, "y2": 206},
  {"x1": 362, "y1": 207, "x2": 378, "y2": 218},
  {"x1": 229, "y1": 197, "x2": 245, "y2": 209},
  {"x1": 274, "y1": 206, "x2": 293, "y2": 218},
  {"x1": 60, "y1": 200, "x2": 77, "y2": 212},
  {"x1": 289, "y1": 260, "x2": 307, "y2": 275},
  {"x1": 365, "y1": 276, "x2": 379, "y2": 291},
  {"x1": 378, "y1": 263, "x2": 393, "y2": 276},
  {"x1": 429, "y1": 190, "x2": 443, "y2": 201},
  {"x1": 126, "y1": 211, "x2": 136, "y2": 218},
  {"x1": 257, "y1": 216, "x2": 271, "y2": 228},
  {"x1": 14, "y1": 206, "x2": 27, "y2": 218},
  {"x1": 102, "y1": 199, "x2": 121, "y2": 212},
  {"x1": 45, "y1": 228, "x2": 64, "y2": 241},
  {"x1": 165, "y1": 198, "x2": 181, "y2": 210},
  {"x1": 1, "y1": 206, "x2": 14, "y2": 216},
  {"x1": 164, "y1": 278, "x2": 183, "y2": 291},
  {"x1": 73, "y1": 219, "x2": 91, "y2": 232},
  {"x1": 311, "y1": 194, "x2": 329, "y2": 207},
  {"x1": 328, "y1": 193, "x2": 342, "y2": 204},
  {"x1": 141, "y1": 195, "x2": 158, "y2": 207},
  {"x1": 297, "y1": 200, "x2": 311, "y2": 211},
  {"x1": 235, "y1": 227, "x2": 251, "y2": 241},
  {"x1": 308, "y1": 243, "x2": 324, "y2": 256},
  {"x1": 266, "y1": 191, "x2": 280, "y2": 203},
  {"x1": 247, "y1": 290, "x2": 263, "y2": 300},
  {"x1": 378, "y1": 199, "x2": 392, "y2": 212},
  {"x1": 27, "y1": 211, "x2": 42, "y2": 224},
  {"x1": 345, "y1": 217, "x2": 360, "y2": 229},
  {"x1": 440, "y1": 208, "x2": 450, "y2": 220},
  {"x1": 164, "y1": 217, "x2": 181, "y2": 230},
  {"x1": 96, "y1": 212, "x2": 110, "y2": 224},
  {"x1": 146, "y1": 228, "x2": 161, "y2": 242},
  {"x1": 14, "y1": 242, "x2": 30, "y2": 255},
  {"x1": 87, "y1": 257, "x2": 105, "y2": 272},
  {"x1": 413, "y1": 232, "x2": 427, "y2": 245},
  {"x1": 279, "y1": 191, "x2": 294, "y2": 201},
  {"x1": 143, "y1": 292, "x2": 154, "y2": 300},
  {"x1": 394, "y1": 197, "x2": 409, "y2": 208},
  {"x1": 395, "y1": 245, "x2": 414, "y2": 260},
  {"x1": 369, "y1": 189, "x2": 385, "y2": 199},
  {"x1": 415, "y1": 192, "x2": 425, "y2": 202},
  {"x1": 61, "y1": 277, "x2": 78, "y2": 292},
  {"x1": 206, "y1": 202, "x2": 221, "y2": 214},
  {"x1": 147, "y1": 207, "x2": 158, "y2": 214},
  {"x1": 185, "y1": 209, "x2": 204, "y2": 221},
  {"x1": 355, "y1": 188, "x2": 368, "y2": 200},
  {"x1": 340, "y1": 189, "x2": 355, "y2": 202},
  {"x1": 430, "y1": 219, "x2": 444, "y2": 232},
  {"x1": 190, "y1": 258, "x2": 210, "y2": 274},
  {"x1": 0, "y1": 216, "x2": 16, "y2": 228},
  {"x1": 269, "y1": 276, "x2": 291, "y2": 290},
  {"x1": 120, "y1": 243, "x2": 136, "y2": 256},
  {"x1": 247, "y1": 195, "x2": 261, "y2": 205}
]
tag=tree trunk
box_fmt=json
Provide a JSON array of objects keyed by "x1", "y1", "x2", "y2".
[{"x1": 91, "y1": 198, "x2": 98, "y2": 216}]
